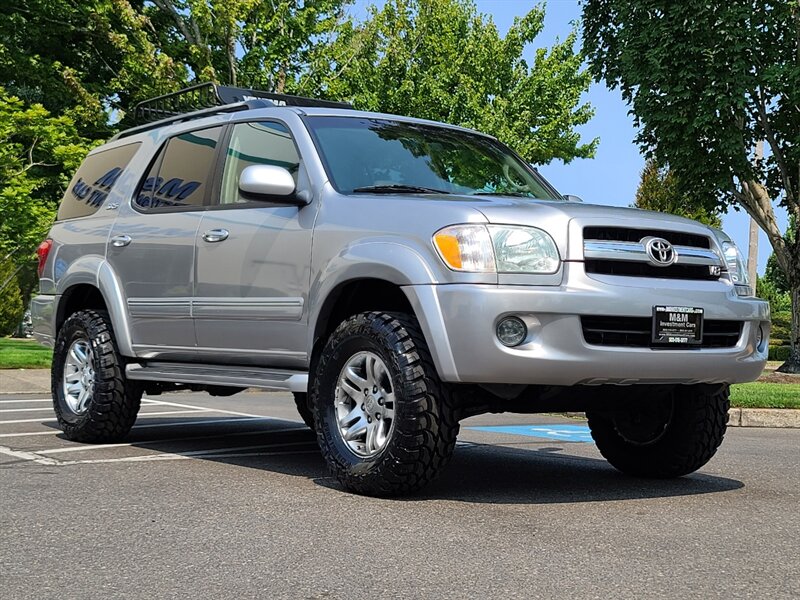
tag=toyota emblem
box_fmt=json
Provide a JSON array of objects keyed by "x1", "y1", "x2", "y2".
[{"x1": 643, "y1": 237, "x2": 677, "y2": 267}]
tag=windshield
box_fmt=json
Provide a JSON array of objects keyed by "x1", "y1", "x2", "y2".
[{"x1": 304, "y1": 116, "x2": 561, "y2": 199}]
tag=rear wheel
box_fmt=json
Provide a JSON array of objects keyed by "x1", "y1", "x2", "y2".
[
  {"x1": 52, "y1": 309, "x2": 142, "y2": 442},
  {"x1": 587, "y1": 385, "x2": 729, "y2": 478},
  {"x1": 311, "y1": 311, "x2": 459, "y2": 496}
]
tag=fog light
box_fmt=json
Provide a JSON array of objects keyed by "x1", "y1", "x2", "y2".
[
  {"x1": 496, "y1": 317, "x2": 527, "y2": 347},
  {"x1": 756, "y1": 325, "x2": 764, "y2": 349}
]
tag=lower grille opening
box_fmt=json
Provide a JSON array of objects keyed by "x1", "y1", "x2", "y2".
[{"x1": 581, "y1": 316, "x2": 742, "y2": 348}]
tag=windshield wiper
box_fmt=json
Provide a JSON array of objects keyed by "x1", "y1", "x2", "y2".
[
  {"x1": 351, "y1": 184, "x2": 451, "y2": 194},
  {"x1": 472, "y1": 191, "x2": 533, "y2": 198}
]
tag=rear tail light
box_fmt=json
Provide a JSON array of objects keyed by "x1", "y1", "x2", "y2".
[{"x1": 36, "y1": 239, "x2": 53, "y2": 278}]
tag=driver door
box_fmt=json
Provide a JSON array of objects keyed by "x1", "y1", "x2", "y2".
[{"x1": 192, "y1": 120, "x2": 314, "y2": 368}]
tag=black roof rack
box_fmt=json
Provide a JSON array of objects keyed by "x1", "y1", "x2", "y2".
[{"x1": 113, "y1": 82, "x2": 353, "y2": 140}]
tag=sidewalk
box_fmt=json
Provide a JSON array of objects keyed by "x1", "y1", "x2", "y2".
[{"x1": 2, "y1": 368, "x2": 799, "y2": 428}]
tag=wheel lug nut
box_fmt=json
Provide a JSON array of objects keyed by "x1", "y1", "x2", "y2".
[
  {"x1": 375, "y1": 413, "x2": 381, "y2": 419},
  {"x1": 367, "y1": 417, "x2": 372, "y2": 423},
  {"x1": 373, "y1": 386, "x2": 378, "y2": 393},
  {"x1": 361, "y1": 403, "x2": 365, "y2": 410},
  {"x1": 378, "y1": 398, "x2": 383, "y2": 405}
]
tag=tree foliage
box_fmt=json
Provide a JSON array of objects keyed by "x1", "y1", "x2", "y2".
[
  {"x1": 302, "y1": 0, "x2": 596, "y2": 164},
  {"x1": 582, "y1": 0, "x2": 800, "y2": 371},
  {"x1": 0, "y1": 89, "x2": 91, "y2": 319},
  {"x1": 0, "y1": 255, "x2": 24, "y2": 336},
  {"x1": 635, "y1": 161, "x2": 721, "y2": 227},
  {"x1": 144, "y1": 0, "x2": 350, "y2": 92}
]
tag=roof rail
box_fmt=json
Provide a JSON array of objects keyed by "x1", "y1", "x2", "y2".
[{"x1": 112, "y1": 82, "x2": 353, "y2": 140}]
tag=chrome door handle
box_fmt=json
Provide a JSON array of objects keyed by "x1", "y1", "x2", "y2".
[
  {"x1": 202, "y1": 228, "x2": 229, "y2": 243},
  {"x1": 110, "y1": 234, "x2": 132, "y2": 248}
]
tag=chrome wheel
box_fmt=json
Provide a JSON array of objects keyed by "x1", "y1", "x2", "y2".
[
  {"x1": 62, "y1": 338, "x2": 95, "y2": 414},
  {"x1": 335, "y1": 351, "x2": 396, "y2": 457}
]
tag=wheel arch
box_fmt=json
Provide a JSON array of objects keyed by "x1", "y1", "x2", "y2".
[{"x1": 54, "y1": 260, "x2": 135, "y2": 356}]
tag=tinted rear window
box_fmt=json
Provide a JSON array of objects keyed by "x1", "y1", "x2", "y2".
[{"x1": 57, "y1": 143, "x2": 141, "y2": 220}]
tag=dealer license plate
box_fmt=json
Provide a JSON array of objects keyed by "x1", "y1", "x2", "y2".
[{"x1": 652, "y1": 306, "x2": 703, "y2": 346}]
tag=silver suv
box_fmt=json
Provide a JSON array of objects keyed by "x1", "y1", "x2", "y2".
[{"x1": 32, "y1": 84, "x2": 770, "y2": 496}]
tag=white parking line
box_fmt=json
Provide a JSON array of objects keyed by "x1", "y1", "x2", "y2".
[
  {"x1": 36, "y1": 425, "x2": 308, "y2": 454},
  {"x1": 131, "y1": 416, "x2": 278, "y2": 429},
  {"x1": 142, "y1": 397, "x2": 269, "y2": 419},
  {"x1": 133, "y1": 410, "x2": 208, "y2": 417},
  {"x1": 0, "y1": 445, "x2": 60, "y2": 465},
  {"x1": 0, "y1": 417, "x2": 57, "y2": 425},
  {"x1": 0, "y1": 399, "x2": 52, "y2": 404},
  {"x1": 57, "y1": 448, "x2": 319, "y2": 465},
  {"x1": 0, "y1": 407, "x2": 55, "y2": 413},
  {"x1": 0, "y1": 409, "x2": 204, "y2": 426},
  {"x1": 0, "y1": 430, "x2": 62, "y2": 438},
  {"x1": 1, "y1": 439, "x2": 317, "y2": 467},
  {"x1": 0, "y1": 416, "x2": 298, "y2": 438}
]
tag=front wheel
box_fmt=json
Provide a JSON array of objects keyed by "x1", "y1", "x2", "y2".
[
  {"x1": 311, "y1": 311, "x2": 459, "y2": 496},
  {"x1": 587, "y1": 385, "x2": 730, "y2": 478},
  {"x1": 52, "y1": 309, "x2": 142, "y2": 442}
]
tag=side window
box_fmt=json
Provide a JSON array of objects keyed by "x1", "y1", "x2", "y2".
[
  {"x1": 219, "y1": 121, "x2": 300, "y2": 205},
  {"x1": 57, "y1": 143, "x2": 140, "y2": 220},
  {"x1": 135, "y1": 127, "x2": 222, "y2": 210}
]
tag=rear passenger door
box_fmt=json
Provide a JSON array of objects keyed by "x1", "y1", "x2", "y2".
[
  {"x1": 193, "y1": 120, "x2": 314, "y2": 368},
  {"x1": 108, "y1": 126, "x2": 223, "y2": 355}
]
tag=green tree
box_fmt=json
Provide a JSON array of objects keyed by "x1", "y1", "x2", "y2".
[
  {"x1": 635, "y1": 160, "x2": 721, "y2": 227},
  {"x1": 582, "y1": 0, "x2": 800, "y2": 372},
  {"x1": 143, "y1": 0, "x2": 351, "y2": 91},
  {"x1": 0, "y1": 89, "x2": 91, "y2": 312},
  {"x1": 0, "y1": 0, "x2": 184, "y2": 136},
  {"x1": 0, "y1": 254, "x2": 24, "y2": 336},
  {"x1": 301, "y1": 0, "x2": 596, "y2": 164}
]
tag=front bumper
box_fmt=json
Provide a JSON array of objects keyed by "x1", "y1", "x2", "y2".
[{"x1": 406, "y1": 265, "x2": 770, "y2": 386}]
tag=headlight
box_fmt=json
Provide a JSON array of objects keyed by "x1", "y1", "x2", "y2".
[
  {"x1": 433, "y1": 224, "x2": 560, "y2": 274},
  {"x1": 488, "y1": 225, "x2": 560, "y2": 273},
  {"x1": 721, "y1": 240, "x2": 753, "y2": 295}
]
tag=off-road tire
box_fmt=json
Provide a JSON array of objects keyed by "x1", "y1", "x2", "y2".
[
  {"x1": 52, "y1": 309, "x2": 142, "y2": 442},
  {"x1": 586, "y1": 385, "x2": 730, "y2": 478},
  {"x1": 293, "y1": 393, "x2": 315, "y2": 429},
  {"x1": 311, "y1": 311, "x2": 460, "y2": 496}
]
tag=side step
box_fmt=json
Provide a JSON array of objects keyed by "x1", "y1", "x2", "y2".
[{"x1": 126, "y1": 362, "x2": 308, "y2": 393}]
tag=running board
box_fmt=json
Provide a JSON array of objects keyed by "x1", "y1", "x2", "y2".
[{"x1": 126, "y1": 362, "x2": 308, "y2": 393}]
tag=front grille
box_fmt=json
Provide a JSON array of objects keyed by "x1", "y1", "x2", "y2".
[
  {"x1": 581, "y1": 316, "x2": 742, "y2": 348},
  {"x1": 584, "y1": 226, "x2": 711, "y2": 249},
  {"x1": 585, "y1": 260, "x2": 719, "y2": 280},
  {"x1": 582, "y1": 225, "x2": 720, "y2": 281}
]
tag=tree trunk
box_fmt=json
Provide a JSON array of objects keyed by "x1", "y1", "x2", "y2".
[{"x1": 776, "y1": 280, "x2": 800, "y2": 373}]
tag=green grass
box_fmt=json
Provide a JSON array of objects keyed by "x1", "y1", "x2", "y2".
[
  {"x1": 730, "y1": 383, "x2": 800, "y2": 409},
  {"x1": 0, "y1": 337, "x2": 53, "y2": 369}
]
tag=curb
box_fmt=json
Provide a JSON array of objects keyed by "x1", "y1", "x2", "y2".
[
  {"x1": 727, "y1": 408, "x2": 800, "y2": 429},
  {"x1": 565, "y1": 409, "x2": 800, "y2": 429}
]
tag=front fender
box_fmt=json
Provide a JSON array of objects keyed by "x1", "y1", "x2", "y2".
[{"x1": 308, "y1": 241, "x2": 464, "y2": 379}]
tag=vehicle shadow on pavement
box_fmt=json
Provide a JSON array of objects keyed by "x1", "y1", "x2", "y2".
[
  {"x1": 110, "y1": 418, "x2": 743, "y2": 504},
  {"x1": 414, "y1": 443, "x2": 744, "y2": 504}
]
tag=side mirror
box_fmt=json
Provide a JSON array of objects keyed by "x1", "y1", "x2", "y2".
[
  {"x1": 564, "y1": 194, "x2": 583, "y2": 203},
  {"x1": 239, "y1": 165, "x2": 308, "y2": 205}
]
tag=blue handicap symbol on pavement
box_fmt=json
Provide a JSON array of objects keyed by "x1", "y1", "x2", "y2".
[{"x1": 467, "y1": 424, "x2": 593, "y2": 443}]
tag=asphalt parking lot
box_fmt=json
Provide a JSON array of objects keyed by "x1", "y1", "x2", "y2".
[{"x1": 1, "y1": 390, "x2": 798, "y2": 599}]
